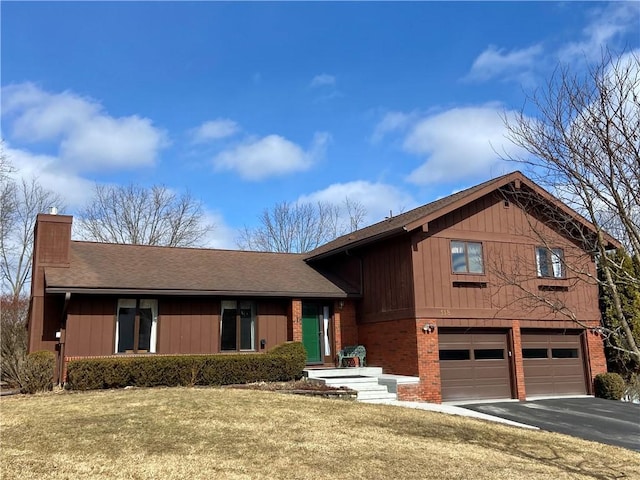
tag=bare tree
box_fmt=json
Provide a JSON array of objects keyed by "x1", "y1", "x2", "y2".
[
  {"x1": 344, "y1": 197, "x2": 367, "y2": 232},
  {"x1": 0, "y1": 146, "x2": 16, "y2": 263},
  {"x1": 1, "y1": 294, "x2": 29, "y2": 387},
  {"x1": 78, "y1": 183, "x2": 214, "y2": 247},
  {"x1": 237, "y1": 197, "x2": 367, "y2": 253},
  {"x1": 0, "y1": 177, "x2": 64, "y2": 298},
  {"x1": 501, "y1": 50, "x2": 640, "y2": 363}
]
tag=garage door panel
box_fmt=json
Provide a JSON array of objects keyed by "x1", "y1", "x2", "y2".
[
  {"x1": 521, "y1": 332, "x2": 586, "y2": 397},
  {"x1": 439, "y1": 332, "x2": 512, "y2": 402}
]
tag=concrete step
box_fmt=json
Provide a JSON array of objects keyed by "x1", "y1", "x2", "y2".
[
  {"x1": 303, "y1": 366, "x2": 400, "y2": 402},
  {"x1": 304, "y1": 367, "x2": 383, "y2": 379},
  {"x1": 321, "y1": 376, "x2": 382, "y2": 386},
  {"x1": 326, "y1": 381, "x2": 389, "y2": 392},
  {"x1": 358, "y1": 392, "x2": 399, "y2": 402}
]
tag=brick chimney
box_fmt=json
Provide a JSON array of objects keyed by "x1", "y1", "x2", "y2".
[{"x1": 28, "y1": 213, "x2": 72, "y2": 354}]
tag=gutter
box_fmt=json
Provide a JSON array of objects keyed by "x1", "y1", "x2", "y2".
[{"x1": 45, "y1": 287, "x2": 358, "y2": 298}]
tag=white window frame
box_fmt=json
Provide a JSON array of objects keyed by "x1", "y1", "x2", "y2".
[
  {"x1": 220, "y1": 300, "x2": 256, "y2": 352},
  {"x1": 114, "y1": 298, "x2": 158, "y2": 354},
  {"x1": 451, "y1": 240, "x2": 484, "y2": 274},
  {"x1": 536, "y1": 247, "x2": 565, "y2": 278}
]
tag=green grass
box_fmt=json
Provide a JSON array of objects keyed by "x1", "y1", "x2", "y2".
[{"x1": 1, "y1": 388, "x2": 638, "y2": 479}]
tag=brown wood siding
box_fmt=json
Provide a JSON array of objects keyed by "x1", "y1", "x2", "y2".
[
  {"x1": 257, "y1": 300, "x2": 288, "y2": 352},
  {"x1": 413, "y1": 192, "x2": 600, "y2": 322},
  {"x1": 158, "y1": 298, "x2": 219, "y2": 354},
  {"x1": 360, "y1": 237, "x2": 414, "y2": 323},
  {"x1": 65, "y1": 296, "x2": 116, "y2": 357},
  {"x1": 64, "y1": 296, "x2": 291, "y2": 357}
]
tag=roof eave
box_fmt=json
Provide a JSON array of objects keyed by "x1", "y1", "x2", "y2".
[
  {"x1": 44, "y1": 286, "x2": 356, "y2": 298},
  {"x1": 305, "y1": 226, "x2": 407, "y2": 262}
]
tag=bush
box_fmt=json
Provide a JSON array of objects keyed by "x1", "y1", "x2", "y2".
[
  {"x1": 20, "y1": 351, "x2": 55, "y2": 394},
  {"x1": 268, "y1": 342, "x2": 307, "y2": 380},
  {"x1": 594, "y1": 372, "x2": 626, "y2": 400},
  {"x1": 66, "y1": 342, "x2": 308, "y2": 391}
]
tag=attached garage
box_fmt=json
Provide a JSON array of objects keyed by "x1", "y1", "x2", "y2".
[
  {"x1": 438, "y1": 331, "x2": 512, "y2": 402},
  {"x1": 521, "y1": 331, "x2": 587, "y2": 397}
]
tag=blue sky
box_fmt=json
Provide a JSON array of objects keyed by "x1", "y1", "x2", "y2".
[{"x1": 2, "y1": 1, "x2": 639, "y2": 248}]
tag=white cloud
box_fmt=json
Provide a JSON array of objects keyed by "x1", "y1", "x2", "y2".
[
  {"x1": 200, "y1": 210, "x2": 237, "y2": 249},
  {"x1": 310, "y1": 74, "x2": 336, "y2": 88},
  {"x1": 371, "y1": 111, "x2": 415, "y2": 143},
  {"x1": 298, "y1": 180, "x2": 417, "y2": 226},
  {"x1": 399, "y1": 105, "x2": 524, "y2": 185},
  {"x1": 213, "y1": 132, "x2": 330, "y2": 181},
  {"x1": 465, "y1": 44, "x2": 543, "y2": 83},
  {"x1": 191, "y1": 119, "x2": 240, "y2": 143},
  {"x1": 559, "y1": 3, "x2": 640, "y2": 63},
  {"x1": 1, "y1": 83, "x2": 167, "y2": 171},
  {"x1": 5, "y1": 145, "x2": 96, "y2": 210}
]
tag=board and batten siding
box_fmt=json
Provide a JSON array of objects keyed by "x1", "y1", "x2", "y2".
[
  {"x1": 256, "y1": 300, "x2": 289, "y2": 351},
  {"x1": 412, "y1": 192, "x2": 600, "y2": 321},
  {"x1": 360, "y1": 236, "x2": 415, "y2": 323},
  {"x1": 158, "y1": 298, "x2": 219, "y2": 354},
  {"x1": 65, "y1": 297, "x2": 117, "y2": 357},
  {"x1": 64, "y1": 296, "x2": 290, "y2": 357}
]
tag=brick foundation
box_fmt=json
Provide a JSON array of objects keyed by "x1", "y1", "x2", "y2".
[
  {"x1": 290, "y1": 299, "x2": 302, "y2": 342},
  {"x1": 358, "y1": 318, "x2": 420, "y2": 377},
  {"x1": 335, "y1": 300, "x2": 358, "y2": 349},
  {"x1": 585, "y1": 326, "x2": 607, "y2": 392},
  {"x1": 511, "y1": 320, "x2": 527, "y2": 400}
]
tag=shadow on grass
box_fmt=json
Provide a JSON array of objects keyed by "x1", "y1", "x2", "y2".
[{"x1": 376, "y1": 411, "x2": 633, "y2": 480}]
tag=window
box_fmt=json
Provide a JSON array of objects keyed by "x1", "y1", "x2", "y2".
[
  {"x1": 451, "y1": 241, "x2": 484, "y2": 274},
  {"x1": 474, "y1": 349, "x2": 504, "y2": 360},
  {"x1": 536, "y1": 247, "x2": 564, "y2": 278},
  {"x1": 439, "y1": 349, "x2": 471, "y2": 361},
  {"x1": 221, "y1": 300, "x2": 256, "y2": 351},
  {"x1": 115, "y1": 299, "x2": 158, "y2": 353},
  {"x1": 522, "y1": 348, "x2": 548, "y2": 359},
  {"x1": 551, "y1": 348, "x2": 579, "y2": 359}
]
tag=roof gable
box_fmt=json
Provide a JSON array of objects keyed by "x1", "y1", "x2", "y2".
[{"x1": 306, "y1": 171, "x2": 619, "y2": 260}]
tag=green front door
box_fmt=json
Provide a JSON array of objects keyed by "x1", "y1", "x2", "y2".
[{"x1": 302, "y1": 303, "x2": 322, "y2": 363}]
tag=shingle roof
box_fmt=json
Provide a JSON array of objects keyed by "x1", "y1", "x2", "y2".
[
  {"x1": 45, "y1": 241, "x2": 356, "y2": 297},
  {"x1": 44, "y1": 170, "x2": 619, "y2": 296},
  {"x1": 306, "y1": 171, "x2": 517, "y2": 260}
]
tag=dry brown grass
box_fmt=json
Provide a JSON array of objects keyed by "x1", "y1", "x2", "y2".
[{"x1": 1, "y1": 387, "x2": 638, "y2": 480}]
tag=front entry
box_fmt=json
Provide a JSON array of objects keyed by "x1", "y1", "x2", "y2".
[{"x1": 302, "y1": 303, "x2": 322, "y2": 363}]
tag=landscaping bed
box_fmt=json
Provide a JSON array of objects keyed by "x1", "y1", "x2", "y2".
[{"x1": 226, "y1": 378, "x2": 357, "y2": 399}]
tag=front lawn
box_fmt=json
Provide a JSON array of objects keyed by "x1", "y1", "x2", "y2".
[{"x1": 1, "y1": 388, "x2": 637, "y2": 479}]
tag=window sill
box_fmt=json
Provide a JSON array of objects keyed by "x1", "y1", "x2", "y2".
[
  {"x1": 451, "y1": 273, "x2": 486, "y2": 285},
  {"x1": 453, "y1": 281, "x2": 488, "y2": 288},
  {"x1": 538, "y1": 285, "x2": 569, "y2": 292}
]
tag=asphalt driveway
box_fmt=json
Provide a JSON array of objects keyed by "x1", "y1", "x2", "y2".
[{"x1": 462, "y1": 397, "x2": 640, "y2": 451}]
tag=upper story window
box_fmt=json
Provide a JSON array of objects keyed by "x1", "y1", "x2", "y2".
[
  {"x1": 451, "y1": 241, "x2": 484, "y2": 274},
  {"x1": 536, "y1": 247, "x2": 564, "y2": 278},
  {"x1": 115, "y1": 299, "x2": 158, "y2": 353},
  {"x1": 221, "y1": 300, "x2": 256, "y2": 351}
]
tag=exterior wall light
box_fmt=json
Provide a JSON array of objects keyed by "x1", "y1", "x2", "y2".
[{"x1": 422, "y1": 323, "x2": 436, "y2": 334}]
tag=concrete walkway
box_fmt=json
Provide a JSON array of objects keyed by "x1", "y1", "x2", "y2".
[{"x1": 364, "y1": 398, "x2": 538, "y2": 429}]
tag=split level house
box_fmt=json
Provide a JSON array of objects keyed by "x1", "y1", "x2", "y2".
[{"x1": 28, "y1": 171, "x2": 616, "y2": 403}]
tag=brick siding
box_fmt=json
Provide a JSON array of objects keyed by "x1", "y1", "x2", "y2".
[{"x1": 511, "y1": 320, "x2": 527, "y2": 400}]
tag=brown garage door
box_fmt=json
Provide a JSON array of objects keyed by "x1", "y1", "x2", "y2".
[
  {"x1": 439, "y1": 332, "x2": 512, "y2": 402},
  {"x1": 521, "y1": 332, "x2": 586, "y2": 397}
]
